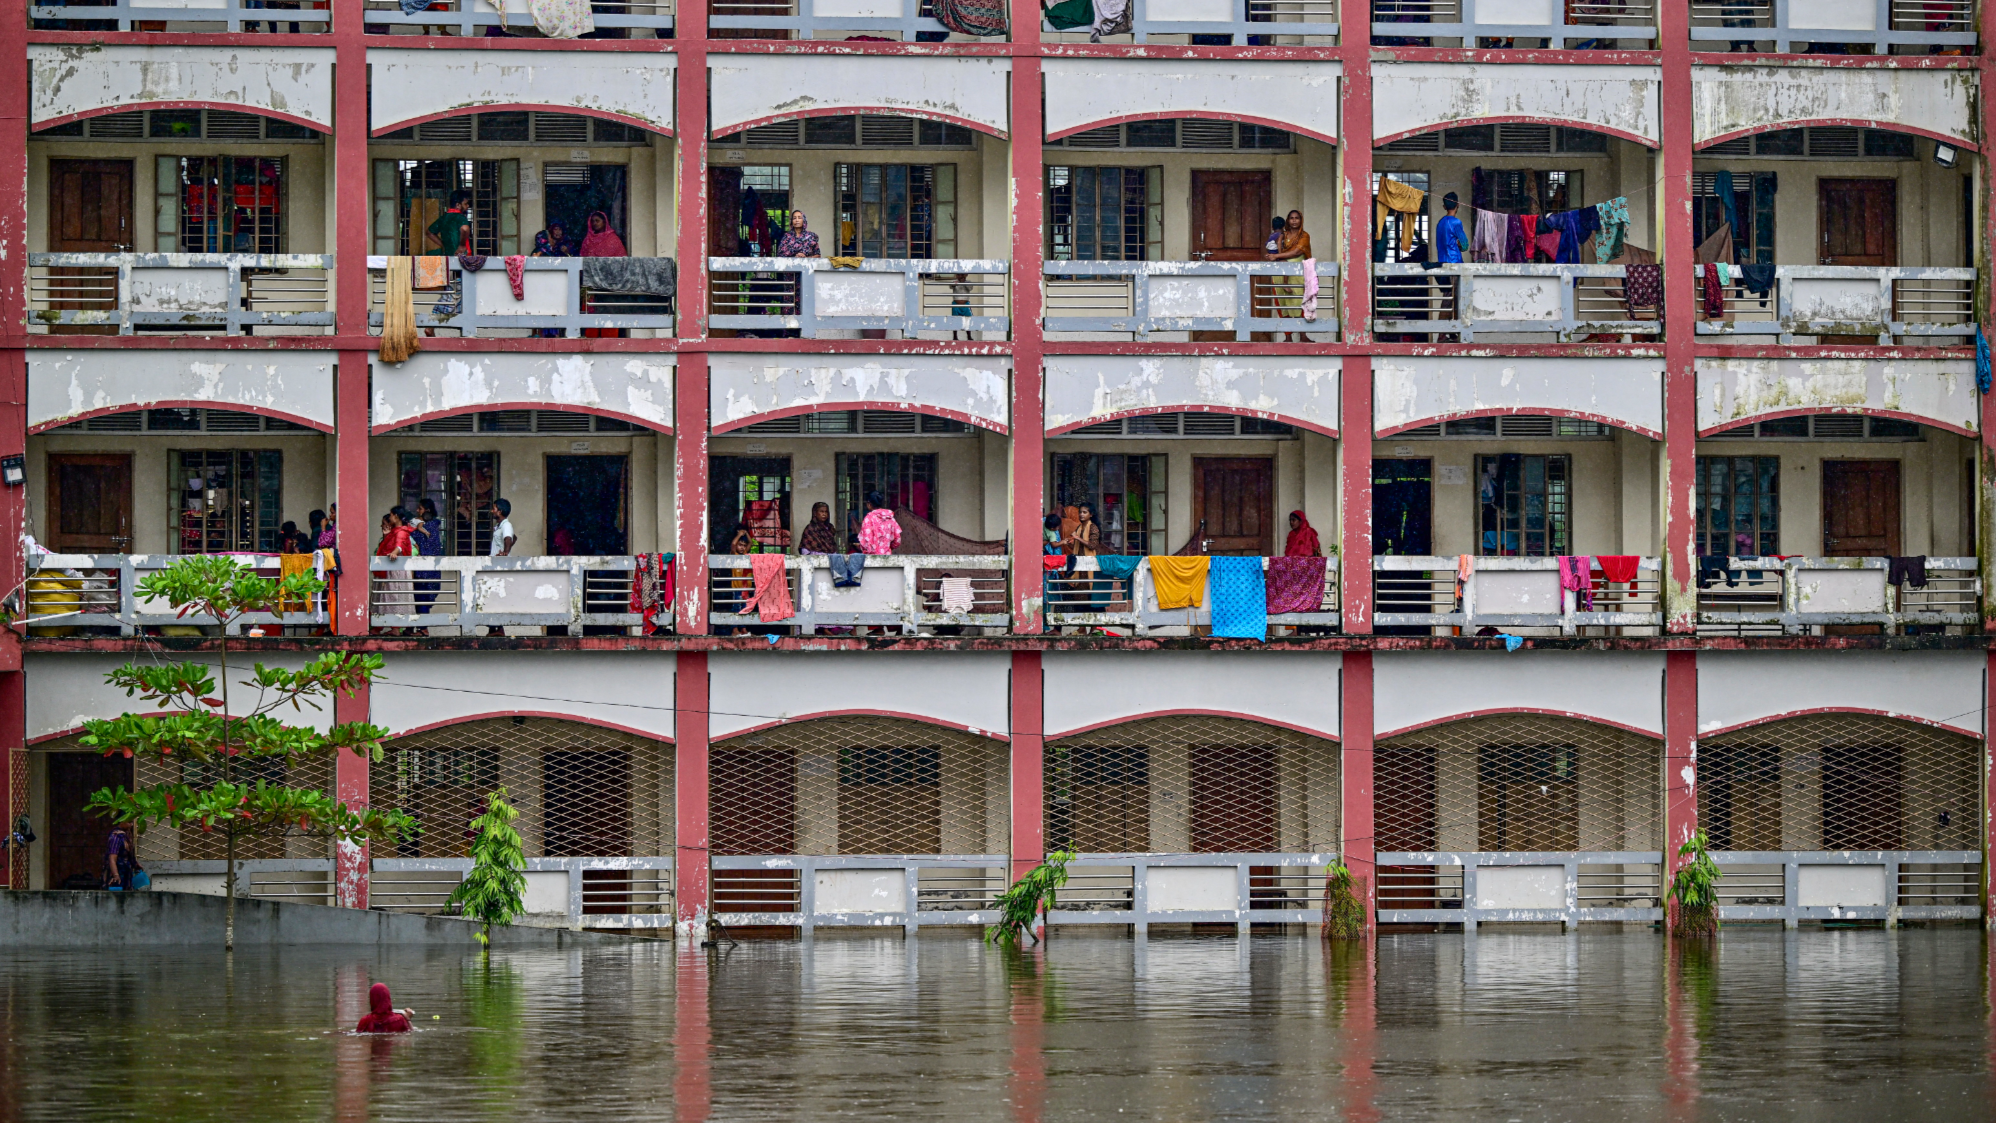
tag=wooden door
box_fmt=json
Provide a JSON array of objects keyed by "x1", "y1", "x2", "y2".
[
  {"x1": 1190, "y1": 170, "x2": 1273, "y2": 262},
  {"x1": 1822, "y1": 460, "x2": 1901, "y2": 556},
  {"x1": 1192, "y1": 457, "x2": 1273, "y2": 555},
  {"x1": 48, "y1": 159, "x2": 133, "y2": 336},
  {"x1": 1819, "y1": 179, "x2": 1898, "y2": 266},
  {"x1": 48, "y1": 752, "x2": 131, "y2": 889},
  {"x1": 46, "y1": 453, "x2": 132, "y2": 552}
]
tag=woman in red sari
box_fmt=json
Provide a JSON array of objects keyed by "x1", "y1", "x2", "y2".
[
  {"x1": 355, "y1": 983, "x2": 413, "y2": 1034},
  {"x1": 1284, "y1": 510, "x2": 1322, "y2": 557}
]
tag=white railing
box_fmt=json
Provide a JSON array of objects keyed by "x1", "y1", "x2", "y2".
[
  {"x1": 364, "y1": 0, "x2": 672, "y2": 34},
  {"x1": 1372, "y1": 556, "x2": 1662, "y2": 634},
  {"x1": 1689, "y1": 0, "x2": 1975, "y2": 51},
  {"x1": 1045, "y1": 557, "x2": 1341, "y2": 633},
  {"x1": 27, "y1": 254, "x2": 333, "y2": 336},
  {"x1": 368, "y1": 256, "x2": 674, "y2": 338},
  {"x1": 1373, "y1": 263, "x2": 1660, "y2": 342},
  {"x1": 709, "y1": 554, "x2": 1010, "y2": 633},
  {"x1": 711, "y1": 855, "x2": 1008, "y2": 933},
  {"x1": 142, "y1": 859, "x2": 336, "y2": 904},
  {"x1": 709, "y1": 0, "x2": 949, "y2": 36},
  {"x1": 1045, "y1": 0, "x2": 1338, "y2": 42},
  {"x1": 1044, "y1": 261, "x2": 1340, "y2": 340},
  {"x1": 371, "y1": 857, "x2": 674, "y2": 931},
  {"x1": 370, "y1": 555, "x2": 649, "y2": 632},
  {"x1": 1693, "y1": 265, "x2": 1974, "y2": 343},
  {"x1": 1712, "y1": 851, "x2": 1981, "y2": 926},
  {"x1": 1372, "y1": 0, "x2": 1655, "y2": 46},
  {"x1": 1048, "y1": 853, "x2": 1339, "y2": 933},
  {"x1": 708, "y1": 258, "x2": 1008, "y2": 338},
  {"x1": 31, "y1": 0, "x2": 330, "y2": 31},
  {"x1": 26, "y1": 553, "x2": 329, "y2": 635},
  {"x1": 1695, "y1": 556, "x2": 1979, "y2": 635},
  {"x1": 1375, "y1": 851, "x2": 1664, "y2": 929}
]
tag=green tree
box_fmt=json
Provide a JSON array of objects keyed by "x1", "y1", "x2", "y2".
[
  {"x1": 450, "y1": 789, "x2": 527, "y2": 947},
  {"x1": 79, "y1": 556, "x2": 417, "y2": 949},
  {"x1": 987, "y1": 850, "x2": 1074, "y2": 945},
  {"x1": 1667, "y1": 828, "x2": 1721, "y2": 938}
]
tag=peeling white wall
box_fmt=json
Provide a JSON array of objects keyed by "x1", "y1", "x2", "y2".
[
  {"x1": 1042, "y1": 59, "x2": 1340, "y2": 142},
  {"x1": 1697, "y1": 358, "x2": 1977, "y2": 435},
  {"x1": 1697, "y1": 650, "x2": 1984, "y2": 736},
  {"x1": 708, "y1": 54, "x2": 1011, "y2": 138},
  {"x1": 710, "y1": 353, "x2": 1010, "y2": 432},
  {"x1": 1045, "y1": 355, "x2": 1338, "y2": 433},
  {"x1": 30, "y1": 351, "x2": 336, "y2": 432},
  {"x1": 371, "y1": 352, "x2": 674, "y2": 431},
  {"x1": 368, "y1": 49, "x2": 674, "y2": 133},
  {"x1": 373, "y1": 651, "x2": 674, "y2": 738},
  {"x1": 1692, "y1": 65, "x2": 1976, "y2": 147},
  {"x1": 30, "y1": 45, "x2": 335, "y2": 129},
  {"x1": 707, "y1": 652, "x2": 1011, "y2": 738},
  {"x1": 1043, "y1": 651, "x2": 1339, "y2": 739},
  {"x1": 26, "y1": 653, "x2": 333, "y2": 740},
  {"x1": 1374, "y1": 651, "x2": 1665, "y2": 736},
  {"x1": 1374, "y1": 356, "x2": 1664, "y2": 437},
  {"x1": 1373, "y1": 62, "x2": 1660, "y2": 145}
]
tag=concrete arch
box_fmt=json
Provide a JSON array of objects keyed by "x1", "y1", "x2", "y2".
[
  {"x1": 1374, "y1": 356, "x2": 1664, "y2": 439},
  {"x1": 1696, "y1": 357, "x2": 1977, "y2": 438},
  {"x1": 711, "y1": 400, "x2": 1002, "y2": 436},
  {"x1": 30, "y1": 44, "x2": 336, "y2": 132},
  {"x1": 1373, "y1": 114, "x2": 1656, "y2": 150},
  {"x1": 367, "y1": 48, "x2": 675, "y2": 136},
  {"x1": 709, "y1": 54, "x2": 1012, "y2": 139},
  {"x1": 1047, "y1": 403, "x2": 1337, "y2": 439},
  {"x1": 1372, "y1": 62, "x2": 1662, "y2": 149},
  {"x1": 375, "y1": 104, "x2": 671, "y2": 139},
  {"x1": 1694, "y1": 118, "x2": 1979, "y2": 153},
  {"x1": 1043, "y1": 59, "x2": 1340, "y2": 146},
  {"x1": 1045, "y1": 355, "x2": 1340, "y2": 437},
  {"x1": 1690, "y1": 64, "x2": 1977, "y2": 151},
  {"x1": 370, "y1": 353, "x2": 676, "y2": 434},
  {"x1": 710, "y1": 354, "x2": 1011, "y2": 435}
]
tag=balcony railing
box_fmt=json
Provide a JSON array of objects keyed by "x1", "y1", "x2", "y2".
[
  {"x1": 1047, "y1": 854, "x2": 1339, "y2": 933},
  {"x1": 708, "y1": 259, "x2": 1008, "y2": 339},
  {"x1": 1692, "y1": 266, "x2": 1974, "y2": 343},
  {"x1": 364, "y1": 0, "x2": 672, "y2": 34},
  {"x1": 1689, "y1": 0, "x2": 1975, "y2": 52},
  {"x1": 372, "y1": 857, "x2": 674, "y2": 930},
  {"x1": 1713, "y1": 851, "x2": 1981, "y2": 925},
  {"x1": 1373, "y1": 556, "x2": 1663, "y2": 634},
  {"x1": 1044, "y1": 261, "x2": 1340, "y2": 340},
  {"x1": 27, "y1": 254, "x2": 334, "y2": 336},
  {"x1": 368, "y1": 257, "x2": 674, "y2": 338},
  {"x1": 711, "y1": 855, "x2": 1006, "y2": 933},
  {"x1": 709, "y1": 554, "x2": 1010, "y2": 633},
  {"x1": 31, "y1": 0, "x2": 330, "y2": 31},
  {"x1": 1045, "y1": 0, "x2": 1337, "y2": 42},
  {"x1": 1695, "y1": 556, "x2": 1979, "y2": 635},
  {"x1": 1375, "y1": 851, "x2": 1664, "y2": 928},
  {"x1": 1373, "y1": 263, "x2": 1660, "y2": 342},
  {"x1": 1372, "y1": 0, "x2": 1655, "y2": 47},
  {"x1": 26, "y1": 554, "x2": 330, "y2": 635},
  {"x1": 369, "y1": 556, "x2": 648, "y2": 633},
  {"x1": 709, "y1": 0, "x2": 948, "y2": 36},
  {"x1": 1046, "y1": 557, "x2": 1341, "y2": 633}
]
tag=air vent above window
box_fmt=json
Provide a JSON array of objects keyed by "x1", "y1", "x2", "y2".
[
  {"x1": 744, "y1": 121, "x2": 805, "y2": 147},
  {"x1": 531, "y1": 113, "x2": 592, "y2": 145},
  {"x1": 1378, "y1": 132, "x2": 1442, "y2": 154},
  {"x1": 86, "y1": 112, "x2": 144, "y2": 139},
  {"x1": 1807, "y1": 127, "x2": 1862, "y2": 158},
  {"x1": 1177, "y1": 120, "x2": 1237, "y2": 150},
  {"x1": 1808, "y1": 414, "x2": 1866, "y2": 439},
  {"x1": 415, "y1": 116, "x2": 474, "y2": 143},
  {"x1": 1062, "y1": 126, "x2": 1123, "y2": 149},
  {"x1": 1702, "y1": 415, "x2": 1925, "y2": 440},
  {"x1": 412, "y1": 415, "x2": 475, "y2": 434},
  {"x1": 1389, "y1": 416, "x2": 1613, "y2": 440},
  {"x1": 1498, "y1": 415, "x2": 1556, "y2": 438},
  {"x1": 542, "y1": 163, "x2": 591, "y2": 185},
  {"x1": 1702, "y1": 136, "x2": 1752, "y2": 157},
  {"x1": 1496, "y1": 123, "x2": 1554, "y2": 154},
  {"x1": 534, "y1": 411, "x2": 593, "y2": 433},
  {"x1": 1052, "y1": 119, "x2": 1290, "y2": 152},
  {"x1": 859, "y1": 410, "x2": 919, "y2": 434},
  {"x1": 859, "y1": 115, "x2": 916, "y2": 147},
  {"x1": 49, "y1": 409, "x2": 307, "y2": 433},
  {"x1": 739, "y1": 416, "x2": 803, "y2": 434},
  {"x1": 203, "y1": 410, "x2": 266, "y2": 432},
  {"x1": 1181, "y1": 413, "x2": 1239, "y2": 436},
  {"x1": 205, "y1": 111, "x2": 264, "y2": 141},
  {"x1": 1051, "y1": 413, "x2": 1296, "y2": 439}
]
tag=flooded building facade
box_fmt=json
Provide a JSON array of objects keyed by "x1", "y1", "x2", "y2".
[{"x1": 5, "y1": 0, "x2": 1995, "y2": 935}]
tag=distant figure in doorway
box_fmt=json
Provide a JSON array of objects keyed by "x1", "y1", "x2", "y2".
[
  {"x1": 316, "y1": 504, "x2": 339, "y2": 549},
  {"x1": 489, "y1": 499, "x2": 516, "y2": 557},
  {"x1": 356, "y1": 983, "x2": 414, "y2": 1034}
]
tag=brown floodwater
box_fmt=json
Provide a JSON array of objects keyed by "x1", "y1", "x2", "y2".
[{"x1": 1, "y1": 927, "x2": 1990, "y2": 1121}]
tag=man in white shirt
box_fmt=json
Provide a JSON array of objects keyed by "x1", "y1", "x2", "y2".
[{"x1": 489, "y1": 498, "x2": 517, "y2": 557}]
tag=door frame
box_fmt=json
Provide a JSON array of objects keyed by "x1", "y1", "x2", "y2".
[
  {"x1": 1188, "y1": 168, "x2": 1275, "y2": 262},
  {"x1": 45, "y1": 451, "x2": 134, "y2": 553},
  {"x1": 1820, "y1": 458, "x2": 1902, "y2": 557},
  {"x1": 542, "y1": 452, "x2": 631, "y2": 556},
  {"x1": 1190, "y1": 455, "x2": 1275, "y2": 555},
  {"x1": 1816, "y1": 177, "x2": 1899, "y2": 267},
  {"x1": 1370, "y1": 457, "x2": 1434, "y2": 557}
]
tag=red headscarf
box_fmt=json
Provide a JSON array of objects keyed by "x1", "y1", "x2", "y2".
[
  {"x1": 356, "y1": 983, "x2": 412, "y2": 1034},
  {"x1": 1284, "y1": 510, "x2": 1322, "y2": 557},
  {"x1": 579, "y1": 211, "x2": 626, "y2": 258}
]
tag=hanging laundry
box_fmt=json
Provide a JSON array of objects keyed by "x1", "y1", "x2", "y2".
[
  {"x1": 1374, "y1": 178, "x2": 1426, "y2": 255},
  {"x1": 1694, "y1": 222, "x2": 1734, "y2": 267},
  {"x1": 1301, "y1": 257, "x2": 1319, "y2": 322},
  {"x1": 1504, "y1": 214, "x2": 1530, "y2": 264},
  {"x1": 1714, "y1": 170, "x2": 1740, "y2": 253},
  {"x1": 1207, "y1": 556, "x2": 1267, "y2": 641},
  {"x1": 1593, "y1": 554, "x2": 1641, "y2": 586},
  {"x1": 1623, "y1": 263, "x2": 1663, "y2": 316},
  {"x1": 630, "y1": 552, "x2": 675, "y2": 630},
  {"x1": 1558, "y1": 555, "x2": 1594, "y2": 610},
  {"x1": 1887, "y1": 555, "x2": 1929, "y2": 589},
  {"x1": 1042, "y1": 554, "x2": 1067, "y2": 572},
  {"x1": 831, "y1": 553, "x2": 866, "y2": 588},
  {"x1": 1265, "y1": 556, "x2": 1328, "y2": 614},
  {"x1": 1096, "y1": 555, "x2": 1143, "y2": 581},
  {"x1": 380, "y1": 257, "x2": 421, "y2": 364},
  {"x1": 1592, "y1": 197, "x2": 1629, "y2": 264},
  {"x1": 1739, "y1": 263, "x2": 1776, "y2": 306},
  {"x1": 411, "y1": 256, "x2": 450, "y2": 290},
  {"x1": 1455, "y1": 553, "x2": 1475, "y2": 605},
  {"x1": 939, "y1": 576, "x2": 976, "y2": 613},
  {"x1": 1041, "y1": 0, "x2": 1093, "y2": 28},
  {"x1": 1696, "y1": 555, "x2": 1739, "y2": 589},
  {"x1": 1147, "y1": 556, "x2": 1210, "y2": 610},
  {"x1": 1979, "y1": 326, "x2": 1992, "y2": 394},
  {"x1": 1701, "y1": 263, "x2": 1726, "y2": 319},
  {"x1": 504, "y1": 254, "x2": 527, "y2": 300},
  {"x1": 1474, "y1": 209, "x2": 1507, "y2": 263},
  {"x1": 1470, "y1": 166, "x2": 1491, "y2": 211},
  {"x1": 529, "y1": 0, "x2": 594, "y2": 36},
  {"x1": 748, "y1": 553, "x2": 794, "y2": 622},
  {"x1": 1539, "y1": 208, "x2": 1600, "y2": 265},
  {"x1": 458, "y1": 254, "x2": 488, "y2": 274},
  {"x1": 933, "y1": 0, "x2": 1008, "y2": 34},
  {"x1": 1534, "y1": 230, "x2": 1563, "y2": 263}
]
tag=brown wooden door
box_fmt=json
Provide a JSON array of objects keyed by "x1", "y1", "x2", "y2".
[
  {"x1": 47, "y1": 453, "x2": 132, "y2": 552},
  {"x1": 1822, "y1": 460, "x2": 1901, "y2": 556},
  {"x1": 48, "y1": 159, "x2": 133, "y2": 336},
  {"x1": 1190, "y1": 170, "x2": 1273, "y2": 262},
  {"x1": 1819, "y1": 179, "x2": 1898, "y2": 266},
  {"x1": 1192, "y1": 457, "x2": 1274, "y2": 555},
  {"x1": 48, "y1": 752, "x2": 132, "y2": 889}
]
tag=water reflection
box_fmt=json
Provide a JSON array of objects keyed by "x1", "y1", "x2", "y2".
[{"x1": 0, "y1": 929, "x2": 1988, "y2": 1121}]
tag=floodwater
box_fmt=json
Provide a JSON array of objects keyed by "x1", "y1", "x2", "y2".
[{"x1": 2, "y1": 928, "x2": 1992, "y2": 1121}]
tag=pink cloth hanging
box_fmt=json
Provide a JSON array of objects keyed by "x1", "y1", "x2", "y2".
[
  {"x1": 1557, "y1": 555, "x2": 1593, "y2": 610},
  {"x1": 1300, "y1": 257, "x2": 1319, "y2": 322},
  {"x1": 747, "y1": 552, "x2": 795, "y2": 622},
  {"x1": 505, "y1": 254, "x2": 526, "y2": 300}
]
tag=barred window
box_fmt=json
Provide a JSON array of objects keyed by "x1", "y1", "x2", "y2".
[
  {"x1": 1046, "y1": 166, "x2": 1161, "y2": 261},
  {"x1": 157, "y1": 156, "x2": 286, "y2": 254},
  {"x1": 835, "y1": 164, "x2": 956, "y2": 259},
  {"x1": 1696, "y1": 455, "x2": 1780, "y2": 557},
  {"x1": 1475, "y1": 453, "x2": 1570, "y2": 557}
]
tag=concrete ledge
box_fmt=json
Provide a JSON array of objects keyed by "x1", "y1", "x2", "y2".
[{"x1": 0, "y1": 891, "x2": 646, "y2": 948}]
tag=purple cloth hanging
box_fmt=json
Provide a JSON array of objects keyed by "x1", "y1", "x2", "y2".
[{"x1": 1266, "y1": 556, "x2": 1329, "y2": 614}]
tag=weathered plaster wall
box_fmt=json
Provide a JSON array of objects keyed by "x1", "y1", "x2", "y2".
[
  {"x1": 1373, "y1": 63, "x2": 1661, "y2": 145},
  {"x1": 1697, "y1": 358, "x2": 1977, "y2": 436},
  {"x1": 1042, "y1": 59, "x2": 1340, "y2": 142},
  {"x1": 708, "y1": 55, "x2": 1012, "y2": 138},
  {"x1": 367, "y1": 49, "x2": 674, "y2": 134},
  {"x1": 706, "y1": 429, "x2": 992, "y2": 547},
  {"x1": 372, "y1": 651, "x2": 674, "y2": 738},
  {"x1": 369, "y1": 429, "x2": 658, "y2": 556},
  {"x1": 371, "y1": 352, "x2": 675, "y2": 432},
  {"x1": 1691, "y1": 429, "x2": 1969, "y2": 556},
  {"x1": 1687, "y1": 154, "x2": 1967, "y2": 270},
  {"x1": 25, "y1": 653, "x2": 334, "y2": 741},
  {"x1": 30, "y1": 351, "x2": 336, "y2": 432},
  {"x1": 1696, "y1": 650, "x2": 1984, "y2": 736},
  {"x1": 1374, "y1": 650, "x2": 1665, "y2": 736},
  {"x1": 1691, "y1": 65, "x2": 1977, "y2": 147},
  {"x1": 29, "y1": 45, "x2": 336, "y2": 129},
  {"x1": 706, "y1": 651, "x2": 1011, "y2": 738},
  {"x1": 710, "y1": 353, "x2": 1010, "y2": 432},
  {"x1": 1374, "y1": 432, "x2": 1638, "y2": 556},
  {"x1": 1374, "y1": 356, "x2": 1664, "y2": 437},
  {"x1": 1042, "y1": 651, "x2": 1339, "y2": 738},
  {"x1": 1045, "y1": 355, "x2": 1338, "y2": 433}
]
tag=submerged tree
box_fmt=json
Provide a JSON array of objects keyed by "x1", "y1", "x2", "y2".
[
  {"x1": 80, "y1": 556, "x2": 417, "y2": 950},
  {"x1": 1667, "y1": 829, "x2": 1721, "y2": 939},
  {"x1": 1321, "y1": 862, "x2": 1366, "y2": 940},
  {"x1": 988, "y1": 850, "x2": 1074, "y2": 946},
  {"x1": 451, "y1": 789, "x2": 528, "y2": 948}
]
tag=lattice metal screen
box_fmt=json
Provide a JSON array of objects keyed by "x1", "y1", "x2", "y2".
[
  {"x1": 1697, "y1": 714, "x2": 1979, "y2": 852},
  {"x1": 709, "y1": 716, "x2": 1009, "y2": 856},
  {"x1": 133, "y1": 750, "x2": 334, "y2": 862},
  {"x1": 1375, "y1": 715, "x2": 1662, "y2": 853},
  {"x1": 372, "y1": 718, "x2": 672, "y2": 859},
  {"x1": 1043, "y1": 717, "x2": 1340, "y2": 854}
]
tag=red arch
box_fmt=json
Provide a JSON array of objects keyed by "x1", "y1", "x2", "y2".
[
  {"x1": 374, "y1": 402, "x2": 672, "y2": 436},
  {"x1": 1376, "y1": 407, "x2": 1659, "y2": 440},
  {"x1": 713, "y1": 402, "x2": 1008, "y2": 436},
  {"x1": 1374, "y1": 115, "x2": 1656, "y2": 150},
  {"x1": 1698, "y1": 405, "x2": 1973, "y2": 439},
  {"x1": 32, "y1": 401, "x2": 333, "y2": 436},
  {"x1": 385, "y1": 712, "x2": 674, "y2": 743},
  {"x1": 713, "y1": 106, "x2": 1007, "y2": 141},
  {"x1": 36, "y1": 102, "x2": 330, "y2": 134},
  {"x1": 1048, "y1": 111, "x2": 1336, "y2": 148},
  {"x1": 1047, "y1": 710, "x2": 1339, "y2": 742},
  {"x1": 1376, "y1": 707, "x2": 1663, "y2": 742},
  {"x1": 372, "y1": 103, "x2": 670, "y2": 138},
  {"x1": 712, "y1": 708, "x2": 1010, "y2": 742},
  {"x1": 1048, "y1": 403, "x2": 1336, "y2": 439},
  {"x1": 1697, "y1": 119, "x2": 1977, "y2": 153},
  {"x1": 1695, "y1": 707, "x2": 1981, "y2": 741}
]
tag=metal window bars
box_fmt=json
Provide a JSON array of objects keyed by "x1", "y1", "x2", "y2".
[
  {"x1": 1691, "y1": 265, "x2": 1975, "y2": 344},
  {"x1": 1688, "y1": 0, "x2": 1976, "y2": 52},
  {"x1": 367, "y1": 256, "x2": 675, "y2": 338},
  {"x1": 1043, "y1": 0, "x2": 1338, "y2": 48},
  {"x1": 1043, "y1": 261, "x2": 1341, "y2": 340},
  {"x1": 362, "y1": 0, "x2": 673, "y2": 34},
  {"x1": 1372, "y1": 263, "x2": 1661, "y2": 343},
  {"x1": 27, "y1": 254, "x2": 334, "y2": 336},
  {"x1": 1371, "y1": 0, "x2": 1656, "y2": 47},
  {"x1": 708, "y1": 258, "x2": 1008, "y2": 338},
  {"x1": 707, "y1": 554, "x2": 1011, "y2": 634},
  {"x1": 31, "y1": 0, "x2": 331, "y2": 31},
  {"x1": 1692, "y1": 556, "x2": 1980, "y2": 636}
]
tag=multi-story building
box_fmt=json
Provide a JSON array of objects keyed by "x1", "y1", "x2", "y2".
[{"x1": 5, "y1": 0, "x2": 1991, "y2": 934}]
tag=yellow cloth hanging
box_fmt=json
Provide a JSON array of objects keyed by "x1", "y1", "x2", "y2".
[
  {"x1": 380, "y1": 257, "x2": 422, "y2": 364},
  {"x1": 1147, "y1": 556, "x2": 1210, "y2": 610},
  {"x1": 278, "y1": 552, "x2": 314, "y2": 615},
  {"x1": 411, "y1": 255, "x2": 450, "y2": 290},
  {"x1": 1373, "y1": 178, "x2": 1427, "y2": 255},
  {"x1": 827, "y1": 256, "x2": 865, "y2": 269}
]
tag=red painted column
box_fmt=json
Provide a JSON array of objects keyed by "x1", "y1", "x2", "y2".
[
  {"x1": 675, "y1": 650, "x2": 710, "y2": 928},
  {"x1": 1978, "y1": 0, "x2": 1996, "y2": 635},
  {"x1": 1662, "y1": 650, "x2": 1698, "y2": 912},
  {"x1": 1008, "y1": 30, "x2": 1046, "y2": 632},
  {"x1": 1336, "y1": 35, "x2": 1373, "y2": 632},
  {"x1": 1340, "y1": 650, "x2": 1374, "y2": 932},
  {"x1": 673, "y1": 945, "x2": 713, "y2": 1121},
  {"x1": 333, "y1": 681, "x2": 370, "y2": 909},
  {"x1": 673, "y1": 35, "x2": 711, "y2": 632},
  {"x1": 1986, "y1": 650, "x2": 1996, "y2": 926},
  {"x1": 1009, "y1": 650, "x2": 1044, "y2": 888},
  {"x1": 1659, "y1": 0, "x2": 1697, "y2": 632},
  {"x1": 0, "y1": 675, "x2": 21, "y2": 890},
  {"x1": 0, "y1": 0, "x2": 31, "y2": 885}
]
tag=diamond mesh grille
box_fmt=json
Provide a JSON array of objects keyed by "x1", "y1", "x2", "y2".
[
  {"x1": 1374, "y1": 714, "x2": 1663, "y2": 852},
  {"x1": 1043, "y1": 717, "x2": 1340, "y2": 854},
  {"x1": 708, "y1": 716, "x2": 1009, "y2": 857},
  {"x1": 132, "y1": 749, "x2": 335, "y2": 861}
]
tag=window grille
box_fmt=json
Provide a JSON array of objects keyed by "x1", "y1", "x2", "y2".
[
  {"x1": 835, "y1": 164, "x2": 955, "y2": 258},
  {"x1": 157, "y1": 156, "x2": 286, "y2": 254},
  {"x1": 169, "y1": 449, "x2": 283, "y2": 554},
  {"x1": 1046, "y1": 166, "x2": 1161, "y2": 261},
  {"x1": 1695, "y1": 456, "x2": 1780, "y2": 557},
  {"x1": 1474, "y1": 453, "x2": 1569, "y2": 557}
]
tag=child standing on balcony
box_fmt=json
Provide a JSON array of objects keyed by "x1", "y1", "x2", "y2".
[{"x1": 859, "y1": 492, "x2": 901, "y2": 556}]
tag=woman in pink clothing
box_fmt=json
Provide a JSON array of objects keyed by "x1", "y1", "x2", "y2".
[{"x1": 858, "y1": 491, "x2": 901, "y2": 555}]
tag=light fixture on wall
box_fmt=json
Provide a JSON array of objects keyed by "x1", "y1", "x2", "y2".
[
  {"x1": 1934, "y1": 142, "x2": 1959, "y2": 169},
  {"x1": 0, "y1": 456, "x2": 23, "y2": 487}
]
